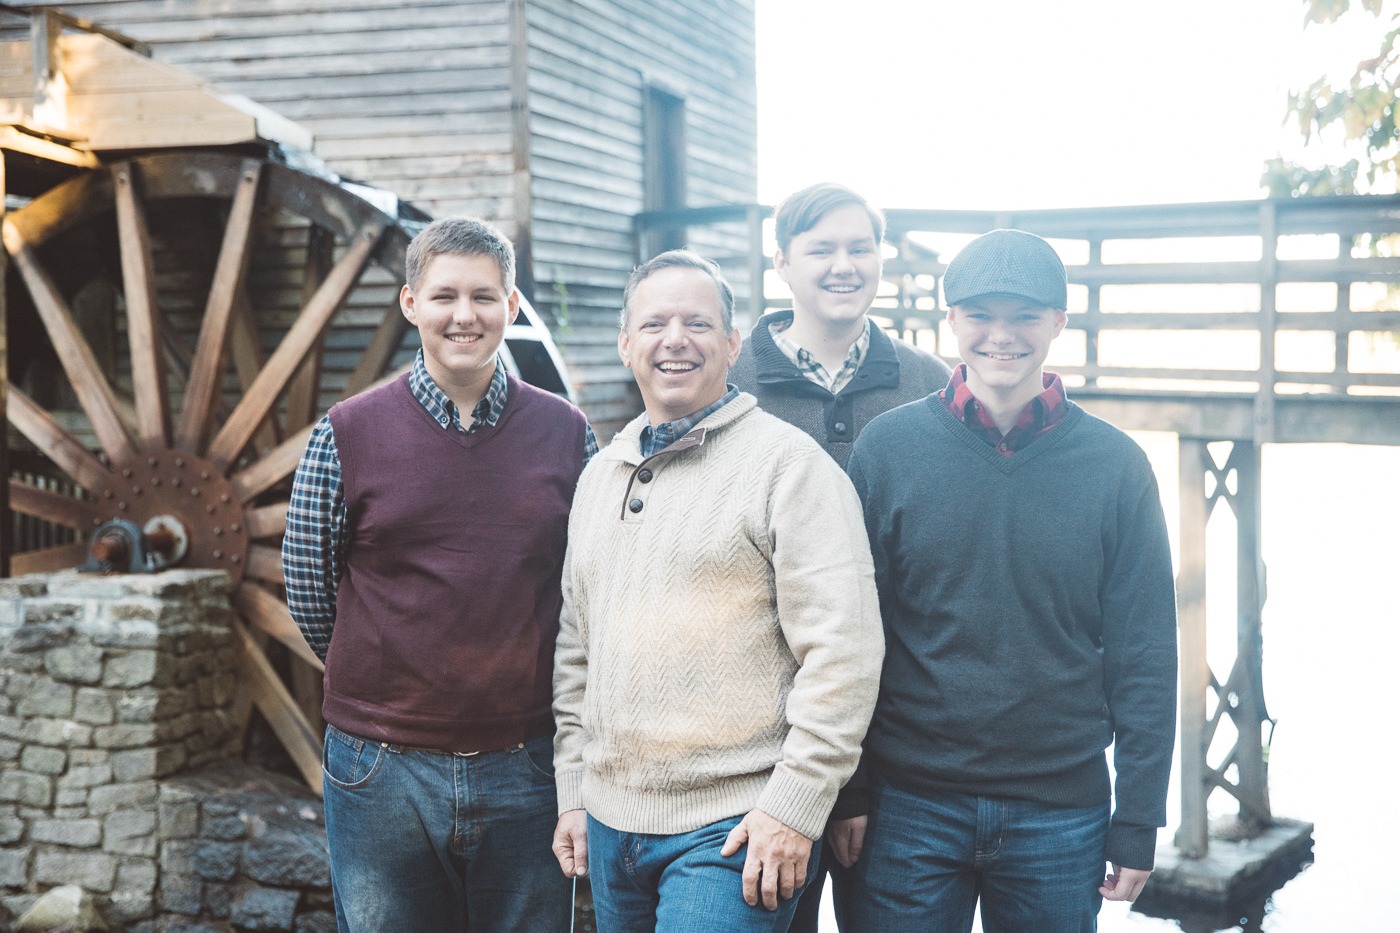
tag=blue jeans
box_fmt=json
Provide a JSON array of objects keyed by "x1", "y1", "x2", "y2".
[
  {"x1": 848, "y1": 778, "x2": 1110, "y2": 933},
  {"x1": 587, "y1": 813, "x2": 819, "y2": 932},
  {"x1": 787, "y1": 839, "x2": 854, "y2": 933},
  {"x1": 321, "y1": 725, "x2": 570, "y2": 933}
]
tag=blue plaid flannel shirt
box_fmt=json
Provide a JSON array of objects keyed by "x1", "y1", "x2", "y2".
[{"x1": 638, "y1": 386, "x2": 739, "y2": 458}]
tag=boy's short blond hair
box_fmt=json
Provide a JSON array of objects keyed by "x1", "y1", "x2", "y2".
[{"x1": 405, "y1": 217, "x2": 516, "y2": 292}]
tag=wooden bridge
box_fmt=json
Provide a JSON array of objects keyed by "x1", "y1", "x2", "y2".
[{"x1": 642, "y1": 195, "x2": 1400, "y2": 886}]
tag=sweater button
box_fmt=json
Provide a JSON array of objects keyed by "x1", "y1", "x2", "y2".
[
  {"x1": 628, "y1": 498, "x2": 644, "y2": 513},
  {"x1": 834, "y1": 422, "x2": 848, "y2": 434},
  {"x1": 637, "y1": 468, "x2": 653, "y2": 483}
]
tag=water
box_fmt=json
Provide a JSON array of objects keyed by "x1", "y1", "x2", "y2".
[{"x1": 820, "y1": 441, "x2": 1400, "y2": 932}]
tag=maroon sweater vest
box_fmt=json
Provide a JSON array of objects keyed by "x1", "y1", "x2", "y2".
[{"x1": 323, "y1": 372, "x2": 586, "y2": 751}]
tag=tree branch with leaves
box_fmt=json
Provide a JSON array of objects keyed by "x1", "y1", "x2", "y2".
[{"x1": 1262, "y1": 0, "x2": 1399, "y2": 196}]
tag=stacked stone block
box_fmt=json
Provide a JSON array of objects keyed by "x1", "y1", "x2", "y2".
[
  {"x1": 157, "y1": 764, "x2": 333, "y2": 932},
  {"x1": 0, "y1": 569, "x2": 331, "y2": 931}
]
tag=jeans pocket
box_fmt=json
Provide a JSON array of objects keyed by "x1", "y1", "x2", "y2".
[
  {"x1": 322, "y1": 724, "x2": 387, "y2": 790},
  {"x1": 520, "y1": 734, "x2": 557, "y2": 781}
]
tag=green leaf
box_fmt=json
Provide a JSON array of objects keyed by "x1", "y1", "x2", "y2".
[{"x1": 1275, "y1": 1, "x2": 1400, "y2": 194}]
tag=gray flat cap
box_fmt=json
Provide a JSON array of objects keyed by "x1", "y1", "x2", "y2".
[{"x1": 943, "y1": 229, "x2": 1067, "y2": 309}]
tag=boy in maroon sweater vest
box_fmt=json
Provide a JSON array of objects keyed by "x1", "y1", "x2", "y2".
[{"x1": 284, "y1": 217, "x2": 593, "y2": 932}]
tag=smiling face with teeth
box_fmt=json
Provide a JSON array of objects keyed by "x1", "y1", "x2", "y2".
[
  {"x1": 619, "y1": 265, "x2": 742, "y2": 426},
  {"x1": 774, "y1": 202, "x2": 882, "y2": 339},
  {"x1": 948, "y1": 295, "x2": 1067, "y2": 413},
  {"x1": 400, "y1": 252, "x2": 520, "y2": 412}
]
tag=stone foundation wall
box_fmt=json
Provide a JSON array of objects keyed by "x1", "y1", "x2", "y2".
[{"x1": 0, "y1": 570, "x2": 332, "y2": 932}]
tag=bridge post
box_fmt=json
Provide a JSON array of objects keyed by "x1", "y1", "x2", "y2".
[
  {"x1": 1231, "y1": 441, "x2": 1272, "y2": 831},
  {"x1": 1174, "y1": 437, "x2": 1274, "y2": 860},
  {"x1": 1175, "y1": 437, "x2": 1211, "y2": 857}
]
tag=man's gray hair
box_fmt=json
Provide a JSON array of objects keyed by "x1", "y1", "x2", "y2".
[
  {"x1": 619, "y1": 249, "x2": 736, "y2": 332},
  {"x1": 405, "y1": 216, "x2": 516, "y2": 292}
]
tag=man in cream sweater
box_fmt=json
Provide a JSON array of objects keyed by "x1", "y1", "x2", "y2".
[{"x1": 551, "y1": 249, "x2": 884, "y2": 931}]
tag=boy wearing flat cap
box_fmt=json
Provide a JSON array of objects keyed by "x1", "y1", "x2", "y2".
[{"x1": 842, "y1": 229, "x2": 1177, "y2": 931}]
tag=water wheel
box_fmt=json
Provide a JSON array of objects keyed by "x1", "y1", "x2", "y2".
[{"x1": 4, "y1": 149, "x2": 572, "y2": 789}]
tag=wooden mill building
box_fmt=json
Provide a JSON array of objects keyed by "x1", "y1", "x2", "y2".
[
  {"x1": 0, "y1": 0, "x2": 759, "y2": 817},
  {"x1": 4, "y1": 0, "x2": 759, "y2": 434}
]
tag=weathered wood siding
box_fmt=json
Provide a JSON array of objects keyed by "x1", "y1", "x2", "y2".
[
  {"x1": 6, "y1": 0, "x2": 521, "y2": 225},
  {"x1": 523, "y1": 0, "x2": 758, "y2": 432},
  {"x1": 5, "y1": 0, "x2": 758, "y2": 434}
]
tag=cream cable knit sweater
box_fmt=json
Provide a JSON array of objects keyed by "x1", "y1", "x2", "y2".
[{"x1": 553, "y1": 393, "x2": 883, "y2": 841}]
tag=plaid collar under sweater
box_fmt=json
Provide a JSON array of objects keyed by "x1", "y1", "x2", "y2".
[
  {"x1": 768, "y1": 316, "x2": 871, "y2": 394},
  {"x1": 939, "y1": 363, "x2": 1068, "y2": 456},
  {"x1": 639, "y1": 386, "x2": 740, "y2": 458}
]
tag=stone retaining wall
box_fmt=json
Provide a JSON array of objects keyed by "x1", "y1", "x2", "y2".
[{"x1": 0, "y1": 570, "x2": 333, "y2": 932}]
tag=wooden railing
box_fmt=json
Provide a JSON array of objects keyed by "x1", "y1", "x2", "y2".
[{"x1": 638, "y1": 194, "x2": 1400, "y2": 444}]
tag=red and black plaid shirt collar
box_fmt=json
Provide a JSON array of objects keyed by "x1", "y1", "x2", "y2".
[{"x1": 940, "y1": 363, "x2": 1068, "y2": 456}]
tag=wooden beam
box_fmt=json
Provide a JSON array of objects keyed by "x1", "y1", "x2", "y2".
[
  {"x1": 344, "y1": 300, "x2": 409, "y2": 396},
  {"x1": 228, "y1": 364, "x2": 408, "y2": 505},
  {"x1": 1074, "y1": 391, "x2": 1400, "y2": 445},
  {"x1": 207, "y1": 222, "x2": 385, "y2": 467},
  {"x1": 243, "y1": 503, "x2": 287, "y2": 540},
  {"x1": 284, "y1": 224, "x2": 334, "y2": 431},
  {"x1": 228, "y1": 613, "x2": 322, "y2": 793},
  {"x1": 229, "y1": 425, "x2": 313, "y2": 504},
  {"x1": 232, "y1": 580, "x2": 324, "y2": 673},
  {"x1": 0, "y1": 126, "x2": 101, "y2": 171},
  {"x1": 243, "y1": 544, "x2": 284, "y2": 586},
  {"x1": 175, "y1": 159, "x2": 263, "y2": 453},
  {"x1": 227, "y1": 286, "x2": 283, "y2": 453},
  {"x1": 3, "y1": 220, "x2": 138, "y2": 466},
  {"x1": 8, "y1": 477, "x2": 97, "y2": 530},
  {"x1": 10, "y1": 542, "x2": 89, "y2": 576},
  {"x1": 113, "y1": 161, "x2": 171, "y2": 447},
  {"x1": 6, "y1": 385, "x2": 111, "y2": 491}
]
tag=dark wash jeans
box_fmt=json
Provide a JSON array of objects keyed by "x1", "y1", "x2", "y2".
[
  {"x1": 848, "y1": 776, "x2": 1110, "y2": 933},
  {"x1": 587, "y1": 812, "x2": 819, "y2": 932},
  {"x1": 321, "y1": 725, "x2": 570, "y2": 933}
]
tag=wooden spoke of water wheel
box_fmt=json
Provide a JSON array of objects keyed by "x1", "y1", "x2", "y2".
[{"x1": 4, "y1": 151, "x2": 421, "y2": 790}]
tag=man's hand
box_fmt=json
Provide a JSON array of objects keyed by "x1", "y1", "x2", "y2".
[
  {"x1": 825, "y1": 815, "x2": 867, "y2": 868},
  {"x1": 552, "y1": 809, "x2": 589, "y2": 878},
  {"x1": 1100, "y1": 864, "x2": 1150, "y2": 901},
  {"x1": 720, "y1": 809, "x2": 814, "y2": 910}
]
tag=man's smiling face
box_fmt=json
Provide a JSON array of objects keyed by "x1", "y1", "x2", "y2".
[{"x1": 619, "y1": 266, "x2": 741, "y2": 425}]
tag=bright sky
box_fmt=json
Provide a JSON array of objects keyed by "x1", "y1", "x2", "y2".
[{"x1": 756, "y1": 0, "x2": 1394, "y2": 210}]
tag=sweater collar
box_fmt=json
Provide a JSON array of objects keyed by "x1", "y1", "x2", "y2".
[
  {"x1": 603, "y1": 393, "x2": 759, "y2": 467},
  {"x1": 748, "y1": 310, "x2": 901, "y2": 390}
]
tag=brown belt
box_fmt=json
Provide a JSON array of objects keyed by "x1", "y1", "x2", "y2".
[{"x1": 382, "y1": 740, "x2": 527, "y2": 757}]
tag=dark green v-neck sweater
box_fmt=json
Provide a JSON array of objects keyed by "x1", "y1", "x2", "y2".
[{"x1": 845, "y1": 396, "x2": 1177, "y2": 870}]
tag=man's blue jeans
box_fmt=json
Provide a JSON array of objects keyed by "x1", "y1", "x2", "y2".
[
  {"x1": 848, "y1": 777, "x2": 1110, "y2": 933},
  {"x1": 321, "y1": 725, "x2": 570, "y2": 933},
  {"x1": 587, "y1": 813, "x2": 819, "y2": 932}
]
